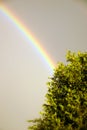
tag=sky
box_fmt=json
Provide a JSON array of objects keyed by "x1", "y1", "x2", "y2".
[{"x1": 0, "y1": 0, "x2": 87, "y2": 130}]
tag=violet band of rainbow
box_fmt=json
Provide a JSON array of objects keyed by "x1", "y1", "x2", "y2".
[{"x1": 0, "y1": 4, "x2": 55, "y2": 72}]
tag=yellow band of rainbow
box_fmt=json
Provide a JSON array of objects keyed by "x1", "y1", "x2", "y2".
[{"x1": 0, "y1": 4, "x2": 55, "y2": 72}]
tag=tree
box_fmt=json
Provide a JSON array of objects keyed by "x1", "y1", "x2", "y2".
[{"x1": 28, "y1": 51, "x2": 87, "y2": 130}]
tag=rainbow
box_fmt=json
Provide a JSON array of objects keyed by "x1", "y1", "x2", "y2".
[{"x1": 0, "y1": 4, "x2": 55, "y2": 72}]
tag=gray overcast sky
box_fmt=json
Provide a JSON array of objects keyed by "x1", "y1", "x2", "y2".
[{"x1": 0, "y1": 0, "x2": 87, "y2": 130}]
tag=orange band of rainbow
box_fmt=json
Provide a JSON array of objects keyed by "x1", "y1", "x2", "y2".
[{"x1": 0, "y1": 4, "x2": 55, "y2": 72}]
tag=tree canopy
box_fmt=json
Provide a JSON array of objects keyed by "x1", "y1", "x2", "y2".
[{"x1": 28, "y1": 51, "x2": 87, "y2": 130}]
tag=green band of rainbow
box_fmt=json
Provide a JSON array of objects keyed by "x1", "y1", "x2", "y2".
[{"x1": 0, "y1": 4, "x2": 55, "y2": 72}]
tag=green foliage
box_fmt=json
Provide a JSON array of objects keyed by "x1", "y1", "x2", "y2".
[{"x1": 28, "y1": 51, "x2": 87, "y2": 130}]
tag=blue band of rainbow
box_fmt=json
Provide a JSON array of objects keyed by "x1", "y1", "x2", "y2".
[{"x1": 0, "y1": 4, "x2": 55, "y2": 72}]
